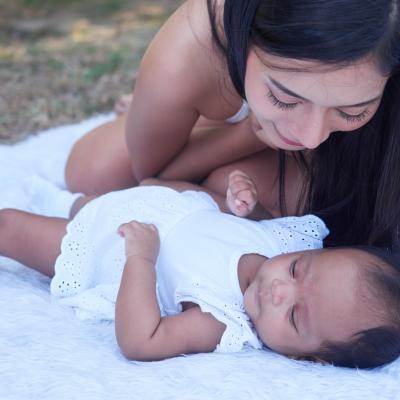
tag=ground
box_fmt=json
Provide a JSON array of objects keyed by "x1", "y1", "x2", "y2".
[{"x1": 0, "y1": 0, "x2": 183, "y2": 143}]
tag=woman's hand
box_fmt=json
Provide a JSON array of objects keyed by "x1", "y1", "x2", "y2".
[
  {"x1": 226, "y1": 170, "x2": 258, "y2": 217},
  {"x1": 118, "y1": 221, "x2": 160, "y2": 264}
]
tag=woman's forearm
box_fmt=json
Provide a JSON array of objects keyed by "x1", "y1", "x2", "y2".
[
  {"x1": 158, "y1": 118, "x2": 268, "y2": 182},
  {"x1": 140, "y1": 178, "x2": 229, "y2": 212},
  {"x1": 115, "y1": 256, "x2": 161, "y2": 357},
  {"x1": 140, "y1": 178, "x2": 273, "y2": 221}
]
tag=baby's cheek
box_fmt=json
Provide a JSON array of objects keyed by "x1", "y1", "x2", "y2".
[{"x1": 256, "y1": 317, "x2": 292, "y2": 354}]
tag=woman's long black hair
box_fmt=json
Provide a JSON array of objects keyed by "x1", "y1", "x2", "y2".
[{"x1": 207, "y1": 0, "x2": 400, "y2": 250}]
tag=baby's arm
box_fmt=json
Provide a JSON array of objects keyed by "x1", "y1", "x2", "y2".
[
  {"x1": 116, "y1": 220, "x2": 225, "y2": 361},
  {"x1": 116, "y1": 221, "x2": 161, "y2": 358}
]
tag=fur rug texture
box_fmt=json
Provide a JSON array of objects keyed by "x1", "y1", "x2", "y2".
[{"x1": 1, "y1": 115, "x2": 399, "y2": 400}]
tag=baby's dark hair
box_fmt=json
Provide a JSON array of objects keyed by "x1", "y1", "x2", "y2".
[{"x1": 306, "y1": 246, "x2": 400, "y2": 369}]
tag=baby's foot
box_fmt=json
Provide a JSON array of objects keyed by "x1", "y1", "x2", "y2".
[
  {"x1": 0, "y1": 177, "x2": 33, "y2": 211},
  {"x1": 114, "y1": 94, "x2": 133, "y2": 115},
  {"x1": 22, "y1": 175, "x2": 82, "y2": 218}
]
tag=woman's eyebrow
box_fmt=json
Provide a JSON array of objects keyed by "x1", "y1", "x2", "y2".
[
  {"x1": 337, "y1": 96, "x2": 381, "y2": 109},
  {"x1": 269, "y1": 77, "x2": 308, "y2": 101},
  {"x1": 268, "y1": 77, "x2": 381, "y2": 108}
]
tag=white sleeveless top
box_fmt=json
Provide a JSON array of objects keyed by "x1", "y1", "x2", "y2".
[{"x1": 225, "y1": 101, "x2": 250, "y2": 124}]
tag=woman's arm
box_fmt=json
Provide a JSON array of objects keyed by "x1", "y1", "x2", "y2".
[
  {"x1": 140, "y1": 177, "x2": 228, "y2": 212},
  {"x1": 157, "y1": 117, "x2": 268, "y2": 183},
  {"x1": 125, "y1": 0, "x2": 267, "y2": 183},
  {"x1": 124, "y1": 1, "x2": 207, "y2": 182},
  {"x1": 140, "y1": 175, "x2": 273, "y2": 220}
]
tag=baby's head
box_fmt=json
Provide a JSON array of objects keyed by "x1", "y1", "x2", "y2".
[{"x1": 243, "y1": 246, "x2": 400, "y2": 368}]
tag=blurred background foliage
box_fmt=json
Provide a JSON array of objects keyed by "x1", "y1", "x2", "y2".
[{"x1": 0, "y1": 0, "x2": 182, "y2": 142}]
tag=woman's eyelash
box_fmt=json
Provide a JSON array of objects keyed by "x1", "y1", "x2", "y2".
[
  {"x1": 267, "y1": 89, "x2": 371, "y2": 123},
  {"x1": 267, "y1": 90, "x2": 298, "y2": 110},
  {"x1": 338, "y1": 109, "x2": 371, "y2": 123}
]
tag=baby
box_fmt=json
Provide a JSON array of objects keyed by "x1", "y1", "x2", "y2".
[{"x1": 0, "y1": 173, "x2": 399, "y2": 369}]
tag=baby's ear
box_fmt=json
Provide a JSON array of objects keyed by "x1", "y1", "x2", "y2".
[{"x1": 289, "y1": 355, "x2": 329, "y2": 365}]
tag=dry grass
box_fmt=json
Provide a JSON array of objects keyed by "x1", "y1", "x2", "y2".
[{"x1": 0, "y1": 0, "x2": 182, "y2": 143}]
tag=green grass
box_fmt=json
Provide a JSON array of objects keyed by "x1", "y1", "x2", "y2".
[
  {"x1": 0, "y1": 0, "x2": 183, "y2": 142},
  {"x1": 84, "y1": 49, "x2": 129, "y2": 82},
  {"x1": 15, "y1": 0, "x2": 126, "y2": 15}
]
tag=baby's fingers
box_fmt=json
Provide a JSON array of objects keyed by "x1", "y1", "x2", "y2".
[
  {"x1": 232, "y1": 199, "x2": 252, "y2": 217},
  {"x1": 118, "y1": 223, "x2": 131, "y2": 237},
  {"x1": 229, "y1": 180, "x2": 257, "y2": 198},
  {"x1": 228, "y1": 169, "x2": 251, "y2": 182},
  {"x1": 236, "y1": 189, "x2": 257, "y2": 206},
  {"x1": 117, "y1": 221, "x2": 157, "y2": 237},
  {"x1": 236, "y1": 190, "x2": 257, "y2": 213},
  {"x1": 118, "y1": 221, "x2": 138, "y2": 236}
]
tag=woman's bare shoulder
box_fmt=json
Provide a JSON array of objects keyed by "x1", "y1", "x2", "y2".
[{"x1": 138, "y1": 0, "x2": 241, "y2": 119}]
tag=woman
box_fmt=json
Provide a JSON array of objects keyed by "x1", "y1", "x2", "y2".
[{"x1": 65, "y1": 0, "x2": 400, "y2": 250}]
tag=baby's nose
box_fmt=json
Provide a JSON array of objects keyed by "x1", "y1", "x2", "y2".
[{"x1": 270, "y1": 278, "x2": 293, "y2": 306}]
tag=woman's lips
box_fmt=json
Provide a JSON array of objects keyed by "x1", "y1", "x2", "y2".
[{"x1": 275, "y1": 127, "x2": 303, "y2": 147}]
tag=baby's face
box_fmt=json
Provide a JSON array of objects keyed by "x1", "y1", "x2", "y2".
[{"x1": 244, "y1": 248, "x2": 377, "y2": 357}]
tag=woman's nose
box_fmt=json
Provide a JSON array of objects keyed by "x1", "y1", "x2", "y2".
[
  {"x1": 287, "y1": 110, "x2": 331, "y2": 149},
  {"x1": 270, "y1": 278, "x2": 294, "y2": 306}
]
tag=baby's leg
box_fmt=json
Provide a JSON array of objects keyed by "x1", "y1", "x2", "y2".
[
  {"x1": 0, "y1": 209, "x2": 68, "y2": 277},
  {"x1": 69, "y1": 194, "x2": 97, "y2": 218},
  {"x1": 23, "y1": 175, "x2": 83, "y2": 218}
]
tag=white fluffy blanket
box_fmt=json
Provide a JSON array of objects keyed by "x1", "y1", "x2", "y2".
[{"x1": 1, "y1": 115, "x2": 400, "y2": 400}]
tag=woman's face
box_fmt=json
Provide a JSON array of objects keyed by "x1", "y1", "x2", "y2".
[{"x1": 244, "y1": 50, "x2": 388, "y2": 150}]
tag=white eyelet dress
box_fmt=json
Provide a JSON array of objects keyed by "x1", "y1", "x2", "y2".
[{"x1": 51, "y1": 186, "x2": 329, "y2": 353}]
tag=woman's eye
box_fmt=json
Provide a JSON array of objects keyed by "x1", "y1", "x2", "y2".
[
  {"x1": 290, "y1": 260, "x2": 297, "y2": 278},
  {"x1": 338, "y1": 109, "x2": 370, "y2": 124},
  {"x1": 267, "y1": 90, "x2": 298, "y2": 110}
]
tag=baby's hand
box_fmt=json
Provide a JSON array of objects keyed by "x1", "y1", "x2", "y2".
[
  {"x1": 118, "y1": 221, "x2": 160, "y2": 264},
  {"x1": 226, "y1": 170, "x2": 258, "y2": 217}
]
